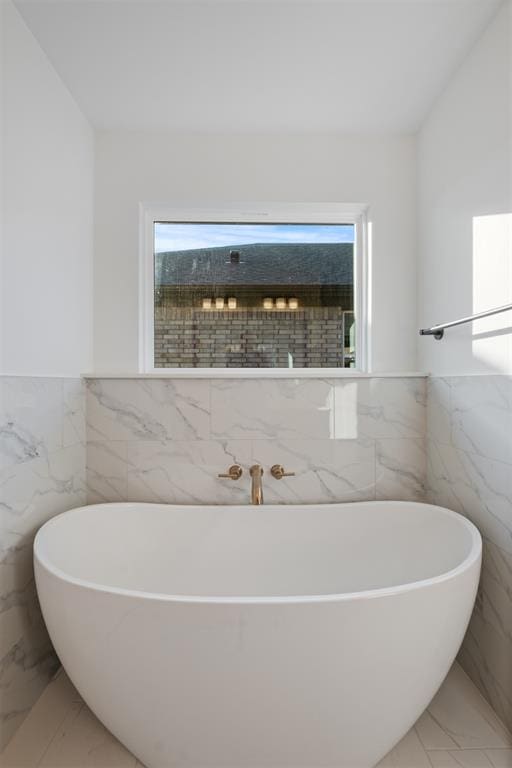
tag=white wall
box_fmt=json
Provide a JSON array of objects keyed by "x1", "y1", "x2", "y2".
[
  {"x1": 0, "y1": 2, "x2": 92, "y2": 746},
  {"x1": 94, "y1": 132, "x2": 417, "y2": 373},
  {"x1": 0, "y1": 0, "x2": 94, "y2": 376},
  {"x1": 419, "y1": 0, "x2": 512, "y2": 724},
  {"x1": 417, "y1": 0, "x2": 512, "y2": 375}
]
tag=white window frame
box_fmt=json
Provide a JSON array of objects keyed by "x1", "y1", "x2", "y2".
[{"x1": 139, "y1": 202, "x2": 370, "y2": 376}]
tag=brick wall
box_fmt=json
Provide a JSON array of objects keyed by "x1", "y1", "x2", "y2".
[{"x1": 154, "y1": 307, "x2": 349, "y2": 368}]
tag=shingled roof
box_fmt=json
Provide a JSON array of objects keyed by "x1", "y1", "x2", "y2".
[{"x1": 155, "y1": 242, "x2": 353, "y2": 286}]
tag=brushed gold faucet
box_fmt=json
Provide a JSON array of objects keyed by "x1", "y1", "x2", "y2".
[
  {"x1": 249, "y1": 465, "x2": 264, "y2": 505},
  {"x1": 270, "y1": 464, "x2": 296, "y2": 480},
  {"x1": 217, "y1": 464, "x2": 243, "y2": 480},
  {"x1": 218, "y1": 463, "x2": 295, "y2": 505}
]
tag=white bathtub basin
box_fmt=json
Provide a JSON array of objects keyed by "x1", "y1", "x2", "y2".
[{"x1": 34, "y1": 501, "x2": 481, "y2": 768}]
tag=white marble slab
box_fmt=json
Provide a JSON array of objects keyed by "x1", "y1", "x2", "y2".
[
  {"x1": 459, "y1": 598, "x2": 512, "y2": 734},
  {"x1": 450, "y1": 376, "x2": 512, "y2": 464},
  {"x1": 428, "y1": 750, "x2": 495, "y2": 767},
  {"x1": 375, "y1": 438, "x2": 426, "y2": 501},
  {"x1": 427, "y1": 376, "x2": 452, "y2": 445},
  {"x1": 86, "y1": 376, "x2": 427, "y2": 506},
  {"x1": 478, "y1": 539, "x2": 512, "y2": 642},
  {"x1": 210, "y1": 377, "x2": 335, "y2": 440},
  {"x1": 39, "y1": 703, "x2": 137, "y2": 768},
  {"x1": 0, "y1": 376, "x2": 86, "y2": 751},
  {"x1": 1, "y1": 446, "x2": 86, "y2": 557},
  {"x1": 0, "y1": 599, "x2": 60, "y2": 749},
  {"x1": 427, "y1": 442, "x2": 512, "y2": 554},
  {"x1": 0, "y1": 671, "x2": 82, "y2": 768},
  {"x1": 251, "y1": 437, "x2": 376, "y2": 504},
  {"x1": 88, "y1": 437, "x2": 377, "y2": 506},
  {"x1": 425, "y1": 655, "x2": 512, "y2": 749},
  {"x1": 63, "y1": 380, "x2": 86, "y2": 449},
  {"x1": 86, "y1": 441, "x2": 130, "y2": 504},
  {"x1": 124, "y1": 440, "x2": 253, "y2": 505},
  {"x1": 87, "y1": 378, "x2": 210, "y2": 442},
  {"x1": 484, "y1": 750, "x2": 512, "y2": 767},
  {"x1": 376, "y1": 727, "x2": 431, "y2": 767},
  {"x1": 427, "y1": 376, "x2": 512, "y2": 733},
  {"x1": 358, "y1": 377, "x2": 427, "y2": 440},
  {"x1": 0, "y1": 378, "x2": 64, "y2": 470}
]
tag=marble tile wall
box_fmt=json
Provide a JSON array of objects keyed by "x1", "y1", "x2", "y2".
[
  {"x1": 85, "y1": 376, "x2": 427, "y2": 507},
  {"x1": 426, "y1": 375, "x2": 512, "y2": 732},
  {"x1": 0, "y1": 376, "x2": 86, "y2": 750},
  {"x1": 6, "y1": 373, "x2": 512, "y2": 749}
]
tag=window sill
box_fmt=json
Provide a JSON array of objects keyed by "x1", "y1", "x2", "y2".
[{"x1": 82, "y1": 370, "x2": 427, "y2": 379}]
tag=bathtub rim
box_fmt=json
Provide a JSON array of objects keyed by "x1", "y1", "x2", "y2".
[{"x1": 33, "y1": 500, "x2": 482, "y2": 606}]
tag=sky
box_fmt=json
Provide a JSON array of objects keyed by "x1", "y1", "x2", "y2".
[{"x1": 154, "y1": 223, "x2": 355, "y2": 253}]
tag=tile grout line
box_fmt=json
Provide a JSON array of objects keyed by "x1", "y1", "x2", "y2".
[
  {"x1": 426, "y1": 746, "x2": 512, "y2": 751},
  {"x1": 457, "y1": 663, "x2": 512, "y2": 743},
  {"x1": 35, "y1": 701, "x2": 84, "y2": 768},
  {"x1": 414, "y1": 723, "x2": 437, "y2": 755}
]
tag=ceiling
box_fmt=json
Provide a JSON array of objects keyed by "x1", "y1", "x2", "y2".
[{"x1": 14, "y1": 0, "x2": 502, "y2": 133}]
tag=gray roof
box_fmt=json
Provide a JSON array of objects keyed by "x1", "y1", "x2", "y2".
[{"x1": 155, "y1": 242, "x2": 353, "y2": 286}]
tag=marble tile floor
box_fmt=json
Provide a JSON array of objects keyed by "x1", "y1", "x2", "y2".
[{"x1": 1, "y1": 662, "x2": 511, "y2": 768}]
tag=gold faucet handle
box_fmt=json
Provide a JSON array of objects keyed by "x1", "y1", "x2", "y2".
[
  {"x1": 218, "y1": 464, "x2": 243, "y2": 480},
  {"x1": 270, "y1": 464, "x2": 295, "y2": 480}
]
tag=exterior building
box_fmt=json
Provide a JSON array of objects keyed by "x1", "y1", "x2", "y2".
[{"x1": 154, "y1": 242, "x2": 354, "y2": 368}]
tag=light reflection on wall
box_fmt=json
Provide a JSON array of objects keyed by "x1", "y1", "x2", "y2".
[
  {"x1": 367, "y1": 220, "x2": 373, "y2": 374},
  {"x1": 472, "y1": 213, "x2": 512, "y2": 372},
  {"x1": 328, "y1": 382, "x2": 359, "y2": 440}
]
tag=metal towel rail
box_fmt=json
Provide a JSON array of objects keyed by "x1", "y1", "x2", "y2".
[{"x1": 419, "y1": 302, "x2": 512, "y2": 340}]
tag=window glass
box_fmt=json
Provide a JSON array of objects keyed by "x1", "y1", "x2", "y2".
[{"x1": 154, "y1": 222, "x2": 355, "y2": 368}]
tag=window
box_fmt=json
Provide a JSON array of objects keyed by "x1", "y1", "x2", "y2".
[{"x1": 140, "y1": 205, "x2": 368, "y2": 373}]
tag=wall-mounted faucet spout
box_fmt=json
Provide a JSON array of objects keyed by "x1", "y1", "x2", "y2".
[{"x1": 249, "y1": 465, "x2": 264, "y2": 505}]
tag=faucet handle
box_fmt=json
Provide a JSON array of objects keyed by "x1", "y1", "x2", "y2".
[
  {"x1": 270, "y1": 464, "x2": 295, "y2": 480},
  {"x1": 218, "y1": 464, "x2": 243, "y2": 480}
]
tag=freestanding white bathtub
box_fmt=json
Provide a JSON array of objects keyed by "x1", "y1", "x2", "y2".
[{"x1": 34, "y1": 501, "x2": 481, "y2": 768}]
